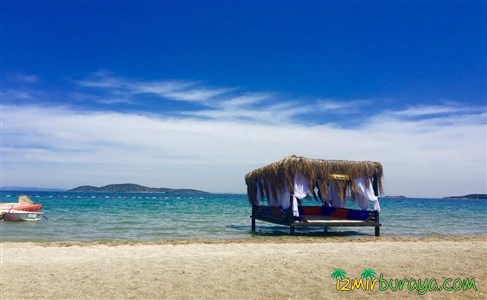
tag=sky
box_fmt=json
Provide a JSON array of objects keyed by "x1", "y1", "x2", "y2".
[{"x1": 1, "y1": 1, "x2": 486, "y2": 197}]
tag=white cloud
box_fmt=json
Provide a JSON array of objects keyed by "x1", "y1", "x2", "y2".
[
  {"x1": 6, "y1": 72, "x2": 39, "y2": 84},
  {"x1": 3, "y1": 72, "x2": 486, "y2": 196},
  {"x1": 162, "y1": 87, "x2": 233, "y2": 102},
  {"x1": 75, "y1": 72, "x2": 230, "y2": 105},
  {"x1": 1, "y1": 89, "x2": 33, "y2": 100},
  {"x1": 1, "y1": 102, "x2": 485, "y2": 197},
  {"x1": 313, "y1": 99, "x2": 370, "y2": 113},
  {"x1": 185, "y1": 97, "x2": 311, "y2": 124},
  {"x1": 135, "y1": 81, "x2": 195, "y2": 96},
  {"x1": 71, "y1": 72, "x2": 387, "y2": 125},
  {"x1": 219, "y1": 93, "x2": 271, "y2": 109},
  {"x1": 392, "y1": 104, "x2": 481, "y2": 117}
]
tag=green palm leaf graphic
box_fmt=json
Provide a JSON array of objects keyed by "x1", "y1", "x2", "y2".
[
  {"x1": 360, "y1": 268, "x2": 377, "y2": 280},
  {"x1": 331, "y1": 268, "x2": 347, "y2": 280}
]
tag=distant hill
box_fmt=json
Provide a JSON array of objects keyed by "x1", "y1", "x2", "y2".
[
  {"x1": 0, "y1": 186, "x2": 66, "y2": 192},
  {"x1": 380, "y1": 195, "x2": 406, "y2": 199},
  {"x1": 444, "y1": 194, "x2": 487, "y2": 200},
  {"x1": 68, "y1": 183, "x2": 210, "y2": 194}
]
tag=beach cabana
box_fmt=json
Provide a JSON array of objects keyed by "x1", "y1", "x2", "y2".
[{"x1": 245, "y1": 155, "x2": 383, "y2": 236}]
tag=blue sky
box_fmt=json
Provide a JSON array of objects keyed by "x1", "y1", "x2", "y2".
[{"x1": 1, "y1": 1, "x2": 486, "y2": 197}]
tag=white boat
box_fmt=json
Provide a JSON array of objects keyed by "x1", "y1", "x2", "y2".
[
  {"x1": 1, "y1": 210, "x2": 45, "y2": 221},
  {"x1": 0, "y1": 195, "x2": 43, "y2": 212},
  {"x1": 0, "y1": 195, "x2": 45, "y2": 221}
]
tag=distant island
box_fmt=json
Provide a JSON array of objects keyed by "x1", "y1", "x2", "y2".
[
  {"x1": 380, "y1": 195, "x2": 406, "y2": 199},
  {"x1": 0, "y1": 186, "x2": 66, "y2": 192},
  {"x1": 69, "y1": 183, "x2": 210, "y2": 194},
  {"x1": 443, "y1": 194, "x2": 487, "y2": 200}
]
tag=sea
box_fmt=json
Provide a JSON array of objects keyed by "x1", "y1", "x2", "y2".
[{"x1": 1, "y1": 191, "x2": 486, "y2": 242}]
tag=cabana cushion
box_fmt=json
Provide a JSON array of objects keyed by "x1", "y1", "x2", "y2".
[{"x1": 298, "y1": 206, "x2": 372, "y2": 221}]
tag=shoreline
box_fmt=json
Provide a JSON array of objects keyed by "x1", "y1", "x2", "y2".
[
  {"x1": 2, "y1": 234, "x2": 486, "y2": 246},
  {"x1": 1, "y1": 236, "x2": 485, "y2": 299}
]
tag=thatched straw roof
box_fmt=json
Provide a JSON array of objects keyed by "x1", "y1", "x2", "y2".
[{"x1": 245, "y1": 155, "x2": 383, "y2": 205}]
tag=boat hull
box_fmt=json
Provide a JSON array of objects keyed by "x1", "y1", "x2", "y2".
[{"x1": 2, "y1": 210, "x2": 44, "y2": 221}]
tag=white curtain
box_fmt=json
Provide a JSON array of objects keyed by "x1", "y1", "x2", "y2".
[
  {"x1": 327, "y1": 181, "x2": 344, "y2": 208},
  {"x1": 255, "y1": 181, "x2": 262, "y2": 204},
  {"x1": 264, "y1": 181, "x2": 291, "y2": 210},
  {"x1": 292, "y1": 174, "x2": 309, "y2": 217},
  {"x1": 353, "y1": 177, "x2": 380, "y2": 211},
  {"x1": 279, "y1": 184, "x2": 291, "y2": 209},
  {"x1": 266, "y1": 181, "x2": 279, "y2": 207}
]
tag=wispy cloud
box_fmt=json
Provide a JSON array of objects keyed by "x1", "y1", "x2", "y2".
[
  {"x1": 1, "y1": 89, "x2": 34, "y2": 100},
  {"x1": 75, "y1": 71, "x2": 225, "y2": 105},
  {"x1": 392, "y1": 104, "x2": 483, "y2": 117},
  {"x1": 313, "y1": 99, "x2": 371, "y2": 113},
  {"x1": 68, "y1": 91, "x2": 136, "y2": 106},
  {"x1": 72, "y1": 72, "x2": 378, "y2": 125},
  {"x1": 135, "y1": 81, "x2": 196, "y2": 97},
  {"x1": 6, "y1": 72, "x2": 39, "y2": 84},
  {"x1": 219, "y1": 93, "x2": 271, "y2": 109},
  {"x1": 163, "y1": 87, "x2": 234, "y2": 102}
]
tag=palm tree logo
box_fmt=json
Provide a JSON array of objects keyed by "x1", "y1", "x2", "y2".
[
  {"x1": 360, "y1": 268, "x2": 377, "y2": 281},
  {"x1": 331, "y1": 268, "x2": 347, "y2": 280}
]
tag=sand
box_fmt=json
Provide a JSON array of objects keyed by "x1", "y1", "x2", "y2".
[{"x1": 1, "y1": 236, "x2": 486, "y2": 299}]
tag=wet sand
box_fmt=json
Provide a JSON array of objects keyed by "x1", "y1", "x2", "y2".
[{"x1": 1, "y1": 236, "x2": 485, "y2": 299}]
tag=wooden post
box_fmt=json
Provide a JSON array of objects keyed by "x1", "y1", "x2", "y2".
[
  {"x1": 372, "y1": 176, "x2": 379, "y2": 196},
  {"x1": 375, "y1": 212, "x2": 380, "y2": 237},
  {"x1": 251, "y1": 205, "x2": 256, "y2": 232}
]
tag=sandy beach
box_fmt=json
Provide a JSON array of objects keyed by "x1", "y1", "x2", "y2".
[{"x1": 1, "y1": 236, "x2": 485, "y2": 299}]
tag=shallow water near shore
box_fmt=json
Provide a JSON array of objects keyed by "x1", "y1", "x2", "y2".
[{"x1": 1, "y1": 191, "x2": 486, "y2": 242}]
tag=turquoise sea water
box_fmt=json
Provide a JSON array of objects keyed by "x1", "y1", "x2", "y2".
[{"x1": 1, "y1": 191, "x2": 486, "y2": 242}]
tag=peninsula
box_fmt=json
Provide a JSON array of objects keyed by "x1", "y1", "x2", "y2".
[
  {"x1": 443, "y1": 194, "x2": 487, "y2": 200},
  {"x1": 69, "y1": 183, "x2": 209, "y2": 194}
]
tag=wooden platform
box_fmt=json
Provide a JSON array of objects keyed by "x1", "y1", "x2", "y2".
[{"x1": 251, "y1": 208, "x2": 381, "y2": 236}]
